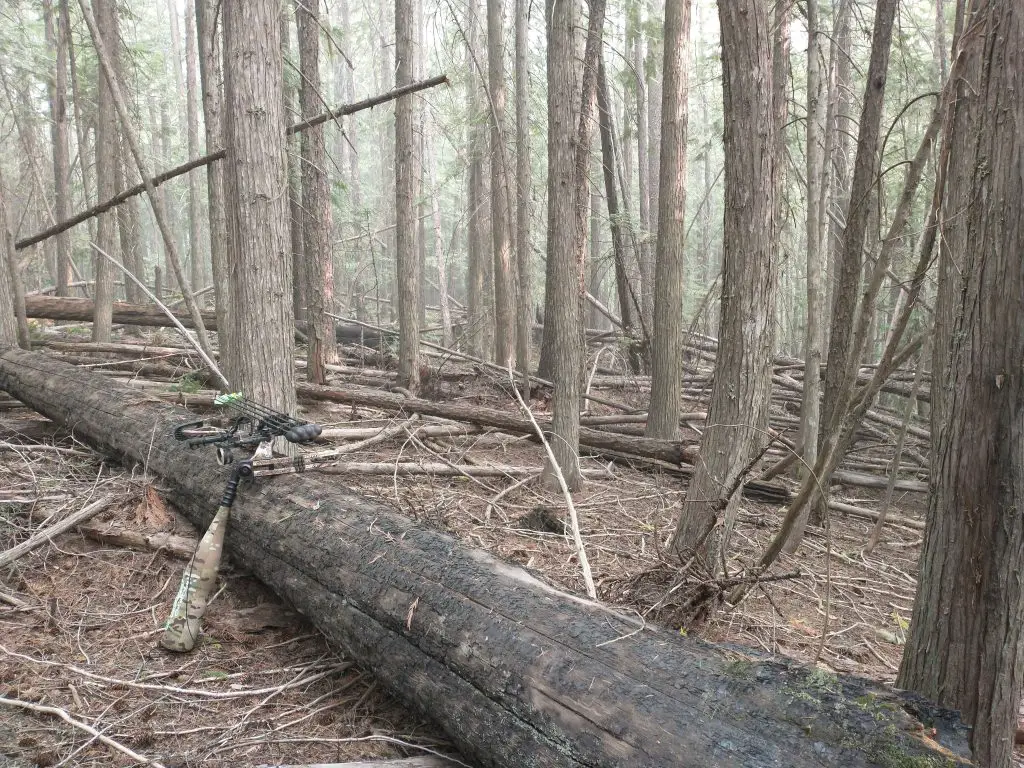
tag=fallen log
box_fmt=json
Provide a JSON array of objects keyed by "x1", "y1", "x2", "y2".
[
  {"x1": 296, "y1": 382, "x2": 699, "y2": 466},
  {"x1": 26, "y1": 295, "x2": 218, "y2": 330},
  {"x1": 0, "y1": 347, "x2": 972, "y2": 768}
]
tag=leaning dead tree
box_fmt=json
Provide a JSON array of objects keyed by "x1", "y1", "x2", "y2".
[
  {"x1": 0, "y1": 346, "x2": 971, "y2": 768},
  {"x1": 13, "y1": 74, "x2": 449, "y2": 253}
]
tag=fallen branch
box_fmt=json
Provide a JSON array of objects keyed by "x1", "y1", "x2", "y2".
[
  {"x1": 0, "y1": 695, "x2": 166, "y2": 767},
  {"x1": 0, "y1": 495, "x2": 112, "y2": 568}
]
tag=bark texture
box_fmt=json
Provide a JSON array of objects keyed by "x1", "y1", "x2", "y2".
[
  {"x1": 91, "y1": 0, "x2": 118, "y2": 342},
  {"x1": 222, "y1": 0, "x2": 295, "y2": 409},
  {"x1": 297, "y1": 0, "x2": 338, "y2": 384},
  {"x1": 0, "y1": 347, "x2": 973, "y2": 768},
  {"x1": 395, "y1": 0, "x2": 421, "y2": 391},
  {"x1": 645, "y1": 0, "x2": 690, "y2": 440},
  {"x1": 670, "y1": 0, "x2": 777, "y2": 566},
  {"x1": 897, "y1": 5, "x2": 1024, "y2": 766}
]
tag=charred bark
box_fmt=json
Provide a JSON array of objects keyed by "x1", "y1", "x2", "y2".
[{"x1": 0, "y1": 346, "x2": 972, "y2": 768}]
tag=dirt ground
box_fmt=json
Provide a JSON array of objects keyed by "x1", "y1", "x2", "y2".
[{"x1": 0, "y1": 333, "x2": 993, "y2": 766}]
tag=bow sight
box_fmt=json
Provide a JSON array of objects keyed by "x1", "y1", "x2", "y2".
[
  {"x1": 174, "y1": 392, "x2": 323, "y2": 465},
  {"x1": 162, "y1": 393, "x2": 323, "y2": 653}
]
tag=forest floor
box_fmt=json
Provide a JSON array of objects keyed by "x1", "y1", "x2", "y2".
[{"x1": 0, "y1": 327, "x2": 1004, "y2": 767}]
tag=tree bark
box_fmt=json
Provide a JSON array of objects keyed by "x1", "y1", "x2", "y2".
[
  {"x1": 282, "y1": 10, "x2": 306, "y2": 331},
  {"x1": 184, "y1": 0, "x2": 205, "y2": 297},
  {"x1": 670, "y1": 0, "x2": 778, "y2": 568},
  {"x1": 465, "y1": 0, "x2": 491, "y2": 360},
  {"x1": 222, "y1": 0, "x2": 295, "y2": 409},
  {"x1": 0, "y1": 347, "x2": 974, "y2": 768},
  {"x1": 297, "y1": 0, "x2": 338, "y2": 385},
  {"x1": 813, "y1": 0, "x2": 900, "y2": 525},
  {"x1": 536, "y1": 0, "x2": 578, "y2": 383},
  {"x1": 78, "y1": 0, "x2": 217, "y2": 364},
  {"x1": 24, "y1": 295, "x2": 217, "y2": 329},
  {"x1": 487, "y1": 0, "x2": 516, "y2": 368},
  {"x1": 195, "y1": 0, "x2": 231, "y2": 365},
  {"x1": 90, "y1": 0, "x2": 119, "y2": 342},
  {"x1": 513, "y1": 0, "x2": 532, "y2": 377},
  {"x1": 0, "y1": 182, "x2": 25, "y2": 347},
  {"x1": 786, "y1": 0, "x2": 826, "y2": 552},
  {"x1": 395, "y1": 0, "x2": 421, "y2": 391},
  {"x1": 645, "y1": 0, "x2": 690, "y2": 440},
  {"x1": 43, "y1": 0, "x2": 73, "y2": 298},
  {"x1": 632, "y1": 10, "x2": 653, "y2": 332},
  {"x1": 898, "y1": 6, "x2": 1024, "y2": 766}
]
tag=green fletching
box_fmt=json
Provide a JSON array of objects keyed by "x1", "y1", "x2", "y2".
[{"x1": 214, "y1": 392, "x2": 243, "y2": 407}]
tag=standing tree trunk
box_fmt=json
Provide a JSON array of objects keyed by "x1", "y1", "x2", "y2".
[
  {"x1": 645, "y1": 0, "x2": 690, "y2": 440},
  {"x1": 222, "y1": 0, "x2": 295, "y2": 408},
  {"x1": 513, "y1": 0, "x2": 531, "y2": 376},
  {"x1": 282, "y1": 10, "x2": 306, "y2": 330},
  {"x1": 488, "y1": 0, "x2": 516, "y2": 367},
  {"x1": 61, "y1": 0, "x2": 96, "y2": 250},
  {"x1": 543, "y1": 0, "x2": 605, "y2": 492},
  {"x1": 195, "y1": 0, "x2": 231, "y2": 364},
  {"x1": 395, "y1": 0, "x2": 421, "y2": 391},
  {"x1": 670, "y1": 0, "x2": 778, "y2": 567},
  {"x1": 813, "y1": 0, "x2": 898, "y2": 524},
  {"x1": 184, "y1": 0, "x2": 205, "y2": 296},
  {"x1": 465, "y1": 0, "x2": 491, "y2": 359},
  {"x1": 785, "y1": 0, "x2": 827, "y2": 552},
  {"x1": 297, "y1": 0, "x2": 338, "y2": 385},
  {"x1": 539, "y1": 0, "x2": 582, "y2": 483},
  {"x1": 596, "y1": 54, "x2": 640, "y2": 368},
  {"x1": 897, "y1": 7, "x2": 1024, "y2": 766},
  {"x1": 43, "y1": 0, "x2": 73, "y2": 298},
  {"x1": 632, "y1": 11, "x2": 654, "y2": 332},
  {"x1": 0, "y1": 177, "x2": 27, "y2": 347},
  {"x1": 79, "y1": 0, "x2": 217, "y2": 365},
  {"x1": 91, "y1": 0, "x2": 119, "y2": 341}
]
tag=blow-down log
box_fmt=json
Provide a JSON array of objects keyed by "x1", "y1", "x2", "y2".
[
  {"x1": 0, "y1": 346, "x2": 972, "y2": 768},
  {"x1": 25, "y1": 295, "x2": 218, "y2": 330}
]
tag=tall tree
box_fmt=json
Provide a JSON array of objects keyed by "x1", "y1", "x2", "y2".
[
  {"x1": 898, "y1": 5, "x2": 1024, "y2": 766},
  {"x1": 645, "y1": 0, "x2": 690, "y2": 440},
  {"x1": 465, "y1": 0, "x2": 491, "y2": 359},
  {"x1": 513, "y1": 0, "x2": 531, "y2": 376},
  {"x1": 487, "y1": 0, "x2": 516, "y2": 367},
  {"x1": 0, "y1": 176, "x2": 27, "y2": 348},
  {"x1": 631, "y1": 5, "x2": 653, "y2": 331},
  {"x1": 90, "y1": 0, "x2": 119, "y2": 341},
  {"x1": 297, "y1": 0, "x2": 337, "y2": 385},
  {"x1": 812, "y1": 0, "x2": 899, "y2": 524},
  {"x1": 542, "y1": 0, "x2": 605, "y2": 491},
  {"x1": 222, "y1": 0, "x2": 295, "y2": 407},
  {"x1": 785, "y1": 0, "x2": 827, "y2": 551},
  {"x1": 282, "y1": 11, "x2": 306, "y2": 329},
  {"x1": 195, "y1": 0, "x2": 231, "y2": 362},
  {"x1": 395, "y1": 0, "x2": 421, "y2": 391},
  {"x1": 43, "y1": 0, "x2": 72, "y2": 297},
  {"x1": 184, "y1": 0, "x2": 204, "y2": 295},
  {"x1": 670, "y1": 0, "x2": 778, "y2": 566}
]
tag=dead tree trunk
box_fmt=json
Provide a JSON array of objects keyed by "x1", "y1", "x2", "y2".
[{"x1": 0, "y1": 346, "x2": 972, "y2": 768}]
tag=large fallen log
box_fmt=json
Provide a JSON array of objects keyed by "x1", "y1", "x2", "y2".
[
  {"x1": 0, "y1": 347, "x2": 972, "y2": 768},
  {"x1": 25, "y1": 295, "x2": 218, "y2": 329}
]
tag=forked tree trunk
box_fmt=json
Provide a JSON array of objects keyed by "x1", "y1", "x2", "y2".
[
  {"x1": 0, "y1": 347, "x2": 973, "y2": 768},
  {"x1": 898, "y1": 6, "x2": 1024, "y2": 766}
]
